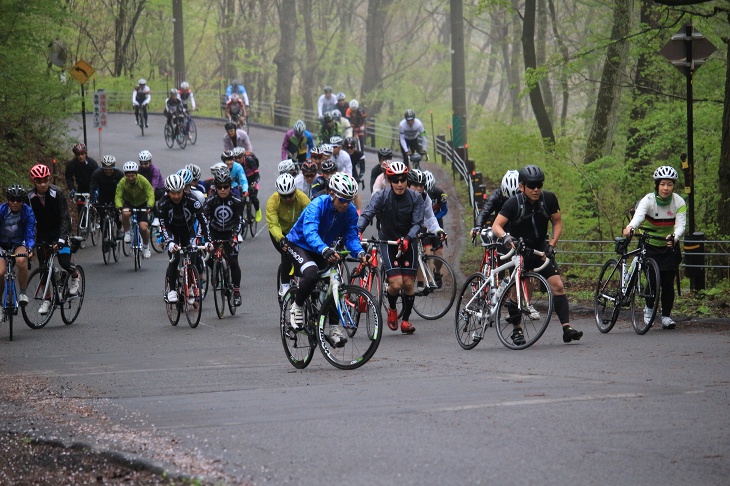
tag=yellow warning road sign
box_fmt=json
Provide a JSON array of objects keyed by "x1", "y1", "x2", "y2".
[{"x1": 70, "y1": 60, "x2": 95, "y2": 84}]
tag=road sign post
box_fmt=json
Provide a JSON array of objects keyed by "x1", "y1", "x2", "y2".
[{"x1": 70, "y1": 60, "x2": 96, "y2": 149}]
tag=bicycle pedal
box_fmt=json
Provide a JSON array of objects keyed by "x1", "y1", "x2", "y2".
[{"x1": 471, "y1": 332, "x2": 482, "y2": 343}]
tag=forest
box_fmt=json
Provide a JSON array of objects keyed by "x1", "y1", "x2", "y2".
[{"x1": 1, "y1": 0, "x2": 729, "y2": 243}]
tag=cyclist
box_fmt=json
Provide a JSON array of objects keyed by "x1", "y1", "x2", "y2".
[
  {"x1": 424, "y1": 170, "x2": 448, "y2": 229},
  {"x1": 471, "y1": 170, "x2": 519, "y2": 238},
  {"x1": 308, "y1": 146, "x2": 324, "y2": 170},
  {"x1": 177, "y1": 168, "x2": 205, "y2": 205},
  {"x1": 317, "y1": 112, "x2": 341, "y2": 146},
  {"x1": 370, "y1": 147, "x2": 392, "y2": 192},
  {"x1": 115, "y1": 161, "x2": 155, "y2": 259},
  {"x1": 332, "y1": 109, "x2": 352, "y2": 139},
  {"x1": 65, "y1": 143, "x2": 99, "y2": 198},
  {"x1": 226, "y1": 93, "x2": 247, "y2": 127},
  {"x1": 226, "y1": 79, "x2": 250, "y2": 106},
  {"x1": 223, "y1": 121, "x2": 253, "y2": 153},
  {"x1": 311, "y1": 159, "x2": 337, "y2": 199},
  {"x1": 185, "y1": 164, "x2": 206, "y2": 196},
  {"x1": 334, "y1": 92, "x2": 349, "y2": 116},
  {"x1": 398, "y1": 109, "x2": 428, "y2": 167},
  {"x1": 90, "y1": 155, "x2": 124, "y2": 240},
  {"x1": 346, "y1": 99, "x2": 367, "y2": 150},
  {"x1": 27, "y1": 164, "x2": 81, "y2": 313},
  {"x1": 284, "y1": 172, "x2": 367, "y2": 346},
  {"x1": 132, "y1": 78, "x2": 151, "y2": 127},
  {"x1": 623, "y1": 165, "x2": 686, "y2": 330},
  {"x1": 278, "y1": 159, "x2": 299, "y2": 177},
  {"x1": 137, "y1": 150, "x2": 165, "y2": 227},
  {"x1": 221, "y1": 151, "x2": 249, "y2": 199},
  {"x1": 343, "y1": 137, "x2": 365, "y2": 189},
  {"x1": 358, "y1": 161, "x2": 425, "y2": 334},
  {"x1": 294, "y1": 160, "x2": 318, "y2": 199},
  {"x1": 491, "y1": 164, "x2": 583, "y2": 344},
  {"x1": 408, "y1": 169, "x2": 448, "y2": 287},
  {"x1": 202, "y1": 163, "x2": 229, "y2": 197},
  {"x1": 159, "y1": 174, "x2": 210, "y2": 304},
  {"x1": 0, "y1": 185, "x2": 35, "y2": 306},
  {"x1": 266, "y1": 173, "x2": 311, "y2": 297},
  {"x1": 330, "y1": 136, "x2": 352, "y2": 175},
  {"x1": 281, "y1": 119, "x2": 314, "y2": 163},
  {"x1": 317, "y1": 85, "x2": 337, "y2": 118},
  {"x1": 319, "y1": 143, "x2": 333, "y2": 165},
  {"x1": 203, "y1": 169, "x2": 244, "y2": 306},
  {"x1": 163, "y1": 88, "x2": 186, "y2": 127},
  {"x1": 371, "y1": 159, "x2": 393, "y2": 194},
  {"x1": 178, "y1": 81, "x2": 196, "y2": 111},
  {"x1": 232, "y1": 148, "x2": 262, "y2": 222}
]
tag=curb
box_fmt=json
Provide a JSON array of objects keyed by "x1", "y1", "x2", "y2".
[{"x1": 570, "y1": 304, "x2": 730, "y2": 325}]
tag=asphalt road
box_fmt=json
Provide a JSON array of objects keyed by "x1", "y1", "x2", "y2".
[{"x1": 1, "y1": 113, "x2": 728, "y2": 485}]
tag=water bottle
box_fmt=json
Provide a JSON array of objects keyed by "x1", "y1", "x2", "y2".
[{"x1": 497, "y1": 278, "x2": 509, "y2": 298}]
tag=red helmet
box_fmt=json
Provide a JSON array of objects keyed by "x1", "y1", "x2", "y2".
[
  {"x1": 30, "y1": 164, "x2": 51, "y2": 179},
  {"x1": 72, "y1": 143, "x2": 87, "y2": 155},
  {"x1": 384, "y1": 161, "x2": 408, "y2": 178}
]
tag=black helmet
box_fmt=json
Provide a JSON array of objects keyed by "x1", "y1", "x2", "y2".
[
  {"x1": 321, "y1": 159, "x2": 337, "y2": 173},
  {"x1": 221, "y1": 150, "x2": 235, "y2": 161},
  {"x1": 232, "y1": 79, "x2": 239, "y2": 85},
  {"x1": 377, "y1": 147, "x2": 393, "y2": 160},
  {"x1": 6, "y1": 184, "x2": 26, "y2": 199},
  {"x1": 519, "y1": 165, "x2": 545, "y2": 184},
  {"x1": 404, "y1": 109, "x2": 416, "y2": 121},
  {"x1": 225, "y1": 121, "x2": 237, "y2": 131},
  {"x1": 408, "y1": 168, "x2": 424, "y2": 185},
  {"x1": 343, "y1": 137, "x2": 357, "y2": 150}
]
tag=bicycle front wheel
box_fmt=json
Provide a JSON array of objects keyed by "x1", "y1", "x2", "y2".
[
  {"x1": 22, "y1": 268, "x2": 55, "y2": 329},
  {"x1": 631, "y1": 257, "x2": 660, "y2": 335},
  {"x1": 318, "y1": 285, "x2": 382, "y2": 370},
  {"x1": 413, "y1": 255, "x2": 456, "y2": 320},
  {"x1": 176, "y1": 125, "x2": 188, "y2": 149},
  {"x1": 182, "y1": 264, "x2": 202, "y2": 328},
  {"x1": 496, "y1": 272, "x2": 553, "y2": 350},
  {"x1": 594, "y1": 259, "x2": 621, "y2": 333},
  {"x1": 102, "y1": 218, "x2": 113, "y2": 265},
  {"x1": 280, "y1": 289, "x2": 316, "y2": 369},
  {"x1": 164, "y1": 123, "x2": 174, "y2": 148},
  {"x1": 247, "y1": 203, "x2": 258, "y2": 238},
  {"x1": 226, "y1": 264, "x2": 237, "y2": 315},
  {"x1": 6, "y1": 282, "x2": 15, "y2": 341},
  {"x1": 150, "y1": 224, "x2": 164, "y2": 253},
  {"x1": 165, "y1": 279, "x2": 180, "y2": 326},
  {"x1": 133, "y1": 246, "x2": 141, "y2": 271},
  {"x1": 89, "y1": 207, "x2": 100, "y2": 246},
  {"x1": 61, "y1": 266, "x2": 85, "y2": 325},
  {"x1": 455, "y1": 273, "x2": 490, "y2": 350},
  {"x1": 188, "y1": 118, "x2": 197, "y2": 144},
  {"x1": 213, "y1": 260, "x2": 227, "y2": 319}
]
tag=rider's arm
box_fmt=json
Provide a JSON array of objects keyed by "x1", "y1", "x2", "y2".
[
  {"x1": 189, "y1": 92, "x2": 196, "y2": 111},
  {"x1": 422, "y1": 194, "x2": 441, "y2": 234},
  {"x1": 302, "y1": 200, "x2": 329, "y2": 254},
  {"x1": 57, "y1": 189, "x2": 72, "y2": 243},
  {"x1": 305, "y1": 132, "x2": 315, "y2": 156},
  {"x1": 64, "y1": 161, "x2": 75, "y2": 192},
  {"x1": 265, "y1": 194, "x2": 285, "y2": 241},
  {"x1": 407, "y1": 192, "x2": 425, "y2": 240},
  {"x1": 549, "y1": 210, "x2": 562, "y2": 248},
  {"x1": 235, "y1": 163, "x2": 249, "y2": 194},
  {"x1": 625, "y1": 194, "x2": 651, "y2": 234},
  {"x1": 240, "y1": 131, "x2": 253, "y2": 152},
  {"x1": 143, "y1": 178, "x2": 155, "y2": 208},
  {"x1": 317, "y1": 95, "x2": 324, "y2": 118},
  {"x1": 418, "y1": 121, "x2": 428, "y2": 152},
  {"x1": 343, "y1": 205, "x2": 365, "y2": 255},
  {"x1": 193, "y1": 200, "x2": 210, "y2": 242},
  {"x1": 357, "y1": 189, "x2": 384, "y2": 234},
  {"x1": 23, "y1": 205, "x2": 36, "y2": 252},
  {"x1": 142, "y1": 88, "x2": 151, "y2": 106},
  {"x1": 114, "y1": 179, "x2": 125, "y2": 209},
  {"x1": 673, "y1": 196, "x2": 687, "y2": 241},
  {"x1": 434, "y1": 199, "x2": 448, "y2": 220},
  {"x1": 132, "y1": 90, "x2": 138, "y2": 106},
  {"x1": 399, "y1": 121, "x2": 409, "y2": 153},
  {"x1": 282, "y1": 131, "x2": 294, "y2": 160}
]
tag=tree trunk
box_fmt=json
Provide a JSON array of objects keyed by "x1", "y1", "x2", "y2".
[
  {"x1": 300, "y1": 0, "x2": 317, "y2": 114},
  {"x1": 273, "y1": 0, "x2": 297, "y2": 127},
  {"x1": 719, "y1": 12, "x2": 730, "y2": 236},
  {"x1": 536, "y1": 0, "x2": 554, "y2": 122},
  {"x1": 547, "y1": 0, "x2": 570, "y2": 134},
  {"x1": 361, "y1": 0, "x2": 393, "y2": 115},
  {"x1": 502, "y1": 4, "x2": 521, "y2": 121},
  {"x1": 584, "y1": 0, "x2": 633, "y2": 164},
  {"x1": 521, "y1": 0, "x2": 555, "y2": 144}
]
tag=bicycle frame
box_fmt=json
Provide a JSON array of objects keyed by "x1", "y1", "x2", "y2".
[{"x1": 75, "y1": 193, "x2": 93, "y2": 233}]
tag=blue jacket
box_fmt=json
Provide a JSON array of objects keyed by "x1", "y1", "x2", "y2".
[
  {"x1": 286, "y1": 194, "x2": 364, "y2": 256},
  {"x1": 0, "y1": 203, "x2": 36, "y2": 250}
]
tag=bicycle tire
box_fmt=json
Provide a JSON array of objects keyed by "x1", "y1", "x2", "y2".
[
  {"x1": 496, "y1": 272, "x2": 553, "y2": 350},
  {"x1": 102, "y1": 217, "x2": 112, "y2": 265},
  {"x1": 165, "y1": 279, "x2": 180, "y2": 326},
  {"x1": 213, "y1": 260, "x2": 226, "y2": 319},
  {"x1": 164, "y1": 123, "x2": 174, "y2": 148},
  {"x1": 6, "y1": 280, "x2": 15, "y2": 341},
  {"x1": 150, "y1": 224, "x2": 164, "y2": 253},
  {"x1": 122, "y1": 238, "x2": 131, "y2": 257},
  {"x1": 61, "y1": 266, "x2": 85, "y2": 325},
  {"x1": 594, "y1": 259, "x2": 621, "y2": 333},
  {"x1": 240, "y1": 204, "x2": 249, "y2": 240},
  {"x1": 317, "y1": 285, "x2": 382, "y2": 370},
  {"x1": 183, "y1": 264, "x2": 202, "y2": 328},
  {"x1": 226, "y1": 263, "x2": 237, "y2": 315},
  {"x1": 247, "y1": 203, "x2": 258, "y2": 238},
  {"x1": 413, "y1": 255, "x2": 456, "y2": 320},
  {"x1": 188, "y1": 118, "x2": 198, "y2": 144},
  {"x1": 134, "y1": 246, "x2": 141, "y2": 271},
  {"x1": 631, "y1": 257, "x2": 661, "y2": 335},
  {"x1": 89, "y1": 207, "x2": 100, "y2": 246},
  {"x1": 280, "y1": 288, "x2": 316, "y2": 369},
  {"x1": 348, "y1": 266, "x2": 381, "y2": 338},
  {"x1": 176, "y1": 123, "x2": 188, "y2": 149},
  {"x1": 22, "y1": 268, "x2": 55, "y2": 329},
  {"x1": 454, "y1": 273, "x2": 490, "y2": 350},
  {"x1": 113, "y1": 235, "x2": 119, "y2": 262}
]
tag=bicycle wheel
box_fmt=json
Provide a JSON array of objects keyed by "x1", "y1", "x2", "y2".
[
  {"x1": 165, "y1": 279, "x2": 180, "y2": 326},
  {"x1": 176, "y1": 125, "x2": 188, "y2": 149},
  {"x1": 413, "y1": 255, "x2": 456, "y2": 320},
  {"x1": 594, "y1": 259, "x2": 621, "y2": 333},
  {"x1": 102, "y1": 218, "x2": 113, "y2": 265},
  {"x1": 122, "y1": 234, "x2": 131, "y2": 256},
  {"x1": 455, "y1": 273, "x2": 490, "y2": 350},
  {"x1": 61, "y1": 266, "x2": 85, "y2": 325},
  {"x1": 89, "y1": 207, "x2": 100, "y2": 246},
  {"x1": 348, "y1": 266, "x2": 381, "y2": 338},
  {"x1": 164, "y1": 123, "x2": 174, "y2": 148},
  {"x1": 280, "y1": 288, "x2": 316, "y2": 369},
  {"x1": 226, "y1": 264, "x2": 237, "y2": 315},
  {"x1": 247, "y1": 203, "x2": 258, "y2": 238},
  {"x1": 188, "y1": 119, "x2": 197, "y2": 144},
  {"x1": 182, "y1": 264, "x2": 202, "y2": 328},
  {"x1": 76, "y1": 209, "x2": 88, "y2": 249},
  {"x1": 631, "y1": 257, "x2": 661, "y2": 335},
  {"x1": 6, "y1": 282, "x2": 15, "y2": 341},
  {"x1": 149, "y1": 224, "x2": 164, "y2": 253},
  {"x1": 134, "y1": 246, "x2": 140, "y2": 271},
  {"x1": 496, "y1": 272, "x2": 553, "y2": 350},
  {"x1": 240, "y1": 203, "x2": 250, "y2": 240},
  {"x1": 213, "y1": 260, "x2": 227, "y2": 319},
  {"x1": 22, "y1": 268, "x2": 55, "y2": 329},
  {"x1": 113, "y1": 234, "x2": 120, "y2": 262}
]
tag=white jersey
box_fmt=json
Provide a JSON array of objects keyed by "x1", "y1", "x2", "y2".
[
  {"x1": 372, "y1": 173, "x2": 389, "y2": 194},
  {"x1": 294, "y1": 173, "x2": 315, "y2": 199},
  {"x1": 422, "y1": 193, "x2": 442, "y2": 234},
  {"x1": 189, "y1": 188, "x2": 205, "y2": 205},
  {"x1": 132, "y1": 86, "x2": 151, "y2": 106},
  {"x1": 317, "y1": 94, "x2": 337, "y2": 118},
  {"x1": 398, "y1": 118, "x2": 427, "y2": 152},
  {"x1": 339, "y1": 117, "x2": 353, "y2": 138},
  {"x1": 332, "y1": 151, "x2": 352, "y2": 175}
]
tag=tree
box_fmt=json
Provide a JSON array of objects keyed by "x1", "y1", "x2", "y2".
[
  {"x1": 521, "y1": 0, "x2": 555, "y2": 143},
  {"x1": 361, "y1": 0, "x2": 394, "y2": 114},
  {"x1": 273, "y1": 0, "x2": 297, "y2": 127}
]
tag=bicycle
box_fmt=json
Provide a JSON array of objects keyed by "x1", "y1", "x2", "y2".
[
  {"x1": 148, "y1": 218, "x2": 165, "y2": 254},
  {"x1": 164, "y1": 107, "x2": 188, "y2": 149},
  {"x1": 165, "y1": 244, "x2": 205, "y2": 328},
  {"x1": 455, "y1": 236, "x2": 553, "y2": 350},
  {"x1": 208, "y1": 240, "x2": 237, "y2": 319},
  {"x1": 348, "y1": 240, "x2": 382, "y2": 315},
  {"x1": 134, "y1": 104, "x2": 147, "y2": 136},
  {"x1": 594, "y1": 230, "x2": 663, "y2": 335},
  {"x1": 280, "y1": 253, "x2": 382, "y2": 370},
  {"x1": 2, "y1": 251, "x2": 27, "y2": 341},
  {"x1": 22, "y1": 239, "x2": 86, "y2": 329},
  {"x1": 121, "y1": 208, "x2": 147, "y2": 271},
  {"x1": 183, "y1": 110, "x2": 198, "y2": 145},
  {"x1": 411, "y1": 234, "x2": 456, "y2": 320},
  {"x1": 97, "y1": 205, "x2": 120, "y2": 265},
  {"x1": 240, "y1": 196, "x2": 257, "y2": 240},
  {"x1": 74, "y1": 193, "x2": 100, "y2": 248},
  {"x1": 230, "y1": 111, "x2": 249, "y2": 133}
]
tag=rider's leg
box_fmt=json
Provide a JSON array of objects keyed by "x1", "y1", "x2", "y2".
[{"x1": 16, "y1": 245, "x2": 29, "y2": 290}]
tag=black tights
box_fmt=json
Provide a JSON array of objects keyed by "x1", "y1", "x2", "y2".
[{"x1": 647, "y1": 270, "x2": 676, "y2": 317}]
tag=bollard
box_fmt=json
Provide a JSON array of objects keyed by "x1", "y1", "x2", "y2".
[{"x1": 683, "y1": 232, "x2": 705, "y2": 290}]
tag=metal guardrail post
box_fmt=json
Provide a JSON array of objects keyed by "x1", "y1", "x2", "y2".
[{"x1": 684, "y1": 232, "x2": 706, "y2": 290}]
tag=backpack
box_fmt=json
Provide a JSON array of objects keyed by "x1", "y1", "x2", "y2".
[{"x1": 512, "y1": 192, "x2": 551, "y2": 225}]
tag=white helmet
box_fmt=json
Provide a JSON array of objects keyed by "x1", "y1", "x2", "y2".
[
  {"x1": 122, "y1": 161, "x2": 139, "y2": 173},
  {"x1": 185, "y1": 164, "x2": 201, "y2": 180},
  {"x1": 329, "y1": 172, "x2": 358, "y2": 199},
  {"x1": 331, "y1": 109, "x2": 342, "y2": 121},
  {"x1": 329, "y1": 135, "x2": 343, "y2": 146},
  {"x1": 138, "y1": 150, "x2": 152, "y2": 162},
  {"x1": 275, "y1": 173, "x2": 296, "y2": 196},
  {"x1": 501, "y1": 170, "x2": 520, "y2": 197},
  {"x1": 231, "y1": 147, "x2": 245, "y2": 157},
  {"x1": 278, "y1": 159, "x2": 298, "y2": 174},
  {"x1": 210, "y1": 162, "x2": 228, "y2": 173},
  {"x1": 337, "y1": 92, "x2": 346, "y2": 101},
  {"x1": 349, "y1": 99, "x2": 359, "y2": 110},
  {"x1": 293, "y1": 119, "x2": 306, "y2": 135},
  {"x1": 653, "y1": 165, "x2": 679, "y2": 181},
  {"x1": 423, "y1": 170, "x2": 435, "y2": 192},
  {"x1": 138, "y1": 78, "x2": 146, "y2": 85},
  {"x1": 100, "y1": 155, "x2": 116, "y2": 167},
  {"x1": 165, "y1": 174, "x2": 185, "y2": 192},
  {"x1": 180, "y1": 81, "x2": 190, "y2": 90}
]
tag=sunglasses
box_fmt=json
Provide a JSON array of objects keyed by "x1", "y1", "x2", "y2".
[
  {"x1": 303, "y1": 172, "x2": 317, "y2": 177},
  {"x1": 33, "y1": 177, "x2": 50, "y2": 184},
  {"x1": 391, "y1": 176, "x2": 408, "y2": 184},
  {"x1": 7, "y1": 197, "x2": 24, "y2": 203},
  {"x1": 281, "y1": 193, "x2": 295, "y2": 200},
  {"x1": 336, "y1": 196, "x2": 353, "y2": 204},
  {"x1": 525, "y1": 181, "x2": 543, "y2": 190},
  {"x1": 216, "y1": 185, "x2": 231, "y2": 190}
]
